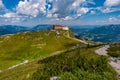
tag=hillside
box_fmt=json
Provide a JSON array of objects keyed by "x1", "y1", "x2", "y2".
[
  {"x1": 108, "y1": 43, "x2": 120, "y2": 57},
  {"x1": 1, "y1": 43, "x2": 119, "y2": 80},
  {"x1": 31, "y1": 46, "x2": 118, "y2": 80},
  {"x1": 0, "y1": 30, "x2": 119, "y2": 80},
  {"x1": 0, "y1": 30, "x2": 81, "y2": 71},
  {"x1": 73, "y1": 24, "x2": 120, "y2": 42},
  {"x1": 1, "y1": 24, "x2": 120, "y2": 42}
]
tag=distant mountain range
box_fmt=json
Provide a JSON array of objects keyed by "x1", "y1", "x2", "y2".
[
  {"x1": 31, "y1": 24, "x2": 53, "y2": 31},
  {"x1": 0, "y1": 24, "x2": 120, "y2": 42},
  {"x1": 72, "y1": 24, "x2": 120, "y2": 42},
  {"x1": 0, "y1": 25, "x2": 53, "y2": 36},
  {"x1": 0, "y1": 25, "x2": 29, "y2": 35}
]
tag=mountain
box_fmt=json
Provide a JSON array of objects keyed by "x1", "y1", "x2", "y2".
[
  {"x1": 73, "y1": 25, "x2": 120, "y2": 42},
  {"x1": 0, "y1": 25, "x2": 53, "y2": 36},
  {"x1": 0, "y1": 30, "x2": 118, "y2": 80},
  {"x1": 0, "y1": 30, "x2": 80, "y2": 71},
  {"x1": 0, "y1": 25, "x2": 30, "y2": 35},
  {"x1": 31, "y1": 24, "x2": 53, "y2": 31},
  {"x1": 0, "y1": 24, "x2": 120, "y2": 42}
]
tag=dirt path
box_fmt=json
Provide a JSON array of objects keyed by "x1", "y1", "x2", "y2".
[
  {"x1": 95, "y1": 45, "x2": 120, "y2": 77},
  {"x1": 0, "y1": 60, "x2": 29, "y2": 73},
  {"x1": 0, "y1": 44, "x2": 81, "y2": 74},
  {"x1": 95, "y1": 45, "x2": 109, "y2": 56},
  {"x1": 63, "y1": 31, "x2": 88, "y2": 44}
]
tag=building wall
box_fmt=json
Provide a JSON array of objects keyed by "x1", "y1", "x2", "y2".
[
  {"x1": 53, "y1": 25, "x2": 63, "y2": 30},
  {"x1": 53, "y1": 25, "x2": 69, "y2": 30},
  {"x1": 62, "y1": 27, "x2": 69, "y2": 30}
]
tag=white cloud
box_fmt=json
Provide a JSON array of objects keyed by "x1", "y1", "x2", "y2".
[
  {"x1": 46, "y1": 0, "x2": 91, "y2": 20},
  {"x1": 0, "y1": 0, "x2": 4, "y2": 7},
  {"x1": 109, "y1": 17, "x2": 117, "y2": 22},
  {"x1": 95, "y1": 7, "x2": 120, "y2": 13},
  {"x1": 87, "y1": 0, "x2": 96, "y2": 5},
  {"x1": 108, "y1": 16, "x2": 120, "y2": 22},
  {"x1": 15, "y1": 0, "x2": 94, "y2": 21},
  {"x1": 0, "y1": 0, "x2": 8, "y2": 12},
  {"x1": 16, "y1": 0, "x2": 46, "y2": 17},
  {"x1": 0, "y1": 12, "x2": 27, "y2": 23},
  {"x1": 90, "y1": 11, "x2": 96, "y2": 14},
  {"x1": 102, "y1": 7, "x2": 120, "y2": 13},
  {"x1": 92, "y1": 0, "x2": 120, "y2": 14},
  {"x1": 0, "y1": 0, "x2": 95, "y2": 23},
  {"x1": 104, "y1": 0, "x2": 120, "y2": 7},
  {"x1": 62, "y1": 16, "x2": 72, "y2": 20},
  {"x1": 72, "y1": 0, "x2": 85, "y2": 7},
  {"x1": 77, "y1": 8, "x2": 89, "y2": 16}
]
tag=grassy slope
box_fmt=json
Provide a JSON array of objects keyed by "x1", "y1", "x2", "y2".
[
  {"x1": 1, "y1": 45, "x2": 116, "y2": 80},
  {"x1": 0, "y1": 30, "x2": 118, "y2": 80},
  {"x1": 0, "y1": 30, "x2": 80, "y2": 70},
  {"x1": 32, "y1": 47, "x2": 118, "y2": 80},
  {"x1": 108, "y1": 43, "x2": 120, "y2": 57}
]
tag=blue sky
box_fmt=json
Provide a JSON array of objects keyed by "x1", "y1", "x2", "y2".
[{"x1": 0, "y1": 0, "x2": 120, "y2": 26}]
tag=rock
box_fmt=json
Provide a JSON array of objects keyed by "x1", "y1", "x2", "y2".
[{"x1": 50, "y1": 76, "x2": 58, "y2": 80}]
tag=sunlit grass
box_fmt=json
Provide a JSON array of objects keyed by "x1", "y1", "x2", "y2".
[{"x1": 0, "y1": 30, "x2": 80, "y2": 70}]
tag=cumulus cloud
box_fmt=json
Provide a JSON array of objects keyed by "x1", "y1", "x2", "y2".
[
  {"x1": 102, "y1": 7, "x2": 120, "y2": 13},
  {"x1": 92, "y1": 0, "x2": 120, "y2": 14},
  {"x1": 16, "y1": 0, "x2": 93, "y2": 20},
  {"x1": 0, "y1": 0, "x2": 4, "y2": 7},
  {"x1": 77, "y1": 8, "x2": 89, "y2": 16},
  {"x1": 104, "y1": 0, "x2": 120, "y2": 7},
  {"x1": 0, "y1": 0, "x2": 94, "y2": 23},
  {"x1": 16, "y1": 0, "x2": 46, "y2": 17},
  {"x1": 0, "y1": 0, "x2": 8, "y2": 12},
  {"x1": 72, "y1": 0, "x2": 85, "y2": 7},
  {"x1": 62, "y1": 16, "x2": 72, "y2": 20},
  {"x1": 0, "y1": 0, "x2": 3, "y2": 6},
  {"x1": 108, "y1": 17, "x2": 117, "y2": 22},
  {"x1": 90, "y1": 10, "x2": 96, "y2": 14},
  {"x1": 0, "y1": 12, "x2": 27, "y2": 23},
  {"x1": 108, "y1": 16, "x2": 120, "y2": 22},
  {"x1": 46, "y1": 0, "x2": 91, "y2": 20},
  {"x1": 95, "y1": 7, "x2": 120, "y2": 13}
]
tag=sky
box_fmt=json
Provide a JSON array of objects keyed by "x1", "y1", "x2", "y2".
[{"x1": 0, "y1": 0, "x2": 120, "y2": 26}]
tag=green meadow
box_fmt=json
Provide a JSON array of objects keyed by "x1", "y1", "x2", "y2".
[
  {"x1": 0, "y1": 30, "x2": 79, "y2": 70},
  {"x1": 0, "y1": 30, "x2": 119, "y2": 80},
  {"x1": 108, "y1": 43, "x2": 120, "y2": 57}
]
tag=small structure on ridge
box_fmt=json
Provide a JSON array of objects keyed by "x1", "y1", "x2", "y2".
[{"x1": 53, "y1": 25, "x2": 69, "y2": 30}]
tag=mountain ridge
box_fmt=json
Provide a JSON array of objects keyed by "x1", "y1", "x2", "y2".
[
  {"x1": 72, "y1": 24, "x2": 120, "y2": 42},
  {"x1": 0, "y1": 24, "x2": 120, "y2": 42}
]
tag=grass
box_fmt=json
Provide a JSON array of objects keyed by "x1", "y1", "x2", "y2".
[
  {"x1": 0, "y1": 60, "x2": 39, "y2": 80},
  {"x1": 0, "y1": 41, "x2": 118, "y2": 80},
  {"x1": 108, "y1": 43, "x2": 120, "y2": 57},
  {"x1": 0, "y1": 30, "x2": 80, "y2": 70},
  {"x1": 31, "y1": 47, "x2": 118, "y2": 80},
  {"x1": 0, "y1": 30, "x2": 118, "y2": 80}
]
